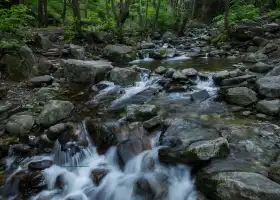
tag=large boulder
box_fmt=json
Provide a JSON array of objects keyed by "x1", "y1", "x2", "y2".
[
  {"x1": 109, "y1": 67, "x2": 141, "y2": 86},
  {"x1": 5, "y1": 115, "x2": 34, "y2": 136},
  {"x1": 69, "y1": 44, "x2": 85, "y2": 60},
  {"x1": 256, "y1": 76, "x2": 280, "y2": 98},
  {"x1": 213, "y1": 71, "x2": 230, "y2": 85},
  {"x1": 103, "y1": 44, "x2": 136, "y2": 63},
  {"x1": 233, "y1": 25, "x2": 264, "y2": 41},
  {"x1": 225, "y1": 87, "x2": 257, "y2": 106},
  {"x1": 256, "y1": 100, "x2": 280, "y2": 116},
  {"x1": 62, "y1": 59, "x2": 113, "y2": 84},
  {"x1": 221, "y1": 75, "x2": 256, "y2": 86},
  {"x1": 37, "y1": 100, "x2": 74, "y2": 127},
  {"x1": 35, "y1": 34, "x2": 52, "y2": 51},
  {"x1": 1, "y1": 45, "x2": 38, "y2": 80},
  {"x1": 27, "y1": 75, "x2": 53, "y2": 87},
  {"x1": 249, "y1": 62, "x2": 272, "y2": 73},
  {"x1": 126, "y1": 104, "x2": 157, "y2": 121},
  {"x1": 197, "y1": 172, "x2": 280, "y2": 200},
  {"x1": 243, "y1": 53, "x2": 268, "y2": 63},
  {"x1": 266, "y1": 65, "x2": 280, "y2": 76},
  {"x1": 259, "y1": 43, "x2": 278, "y2": 54}
]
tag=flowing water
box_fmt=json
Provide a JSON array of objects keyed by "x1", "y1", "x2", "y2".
[{"x1": 2, "y1": 57, "x2": 238, "y2": 200}]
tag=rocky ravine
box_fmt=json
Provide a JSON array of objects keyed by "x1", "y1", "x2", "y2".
[{"x1": 1, "y1": 24, "x2": 280, "y2": 200}]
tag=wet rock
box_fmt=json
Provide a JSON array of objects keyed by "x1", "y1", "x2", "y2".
[
  {"x1": 252, "y1": 36, "x2": 267, "y2": 46},
  {"x1": 266, "y1": 65, "x2": 280, "y2": 76},
  {"x1": 19, "y1": 171, "x2": 47, "y2": 197},
  {"x1": 91, "y1": 168, "x2": 109, "y2": 185},
  {"x1": 165, "y1": 68, "x2": 176, "y2": 78},
  {"x1": 126, "y1": 104, "x2": 157, "y2": 121},
  {"x1": 256, "y1": 100, "x2": 280, "y2": 116},
  {"x1": 225, "y1": 87, "x2": 257, "y2": 106},
  {"x1": 62, "y1": 59, "x2": 113, "y2": 84},
  {"x1": 5, "y1": 114, "x2": 34, "y2": 136},
  {"x1": 143, "y1": 116, "x2": 162, "y2": 130},
  {"x1": 85, "y1": 119, "x2": 117, "y2": 154},
  {"x1": 37, "y1": 100, "x2": 74, "y2": 127},
  {"x1": 197, "y1": 171, "x2": 280, "y2": 200},
  {"x1": 182, "y1": 68, "x2": 198, "y2": 77},
  {"x1": 103, "y1": 44, "x2": 136, "y2": 63},
  {"x1": 198, "y1": 72, "x2": 210, "y2": 80},
  {"x1": 186, "y1": 137, "x2": 229, "y2": 161},
  {"x1": 134, "y1": 177, "x2": 155, "y2": 200},
  {"x1": 109, "y1": 67, "x2": 141, "y2": 86},
  {"x1": 139, "y1": 42, "x2": 155, "y2": 49},
  {"x1": 233, "y1": 25, "x2": 264, "y2": 41},
  {"x1": 28, "y1": 160, "x2": 53, "y2": 171},
  {"x1": 167, "y1": 85, "x2": 189, "y2": 92},
  {"x1": 117, "y1": 137, "x2": 144, "y2": 164},
  {"x1": 1, "y1": 45, "x2": 38, "y2": 80},
  {"x1": 191, "y1": 90, "x2": 210, "y2": 102},
  {"x1": 38, "y1": 134, "x2": 55, "y2": 150},
  {"x1": 34, "y1": 87, "x2": 60, "y2": 101},
  {"x1": 38, "y1": 57, "x2": 54, "y2": 75},
  {"x1": 35, "y1": 34, "x2": 52, "y2": 51},
  {"x1": 69, "y1": 44, "x2": 85, "y2": 60},
  {"x1": 263, "y1": 23, "x2": 280, "y2": 33},
  {"x1": 259, "y1": 43, "x2": 278, "y2": 54},
  {"x1": 0, "y1": 85, "x2": 8, "y2": 99},
  {"x1": 172, "y1": 70, "x2": 187, "y2": 80},
  {"x1": 46, "y1": 123, "x2": 69, "y2": 141},
  {"x1": 155, "y1": 66, "x2": 167, "y2": 75},
  {"x1": 160, "y1": 136, "x2": 183, "y2": 148},
  {"x1": 95, "y1": 81, "x2": 114, "y2": 90},
  {"x1": 162, "y1": 31, "x2": 176, "y2": 43},
  {"x1": 243, "y1": 53, "x2": 268, "y2": 63},
  {"x1": 249, "y1": 62, "x2": 272, "y2": 73},
  {"x1": 28, "y1": 75, "x2": 53, "y2": 87},
  {"x1": 212, "y1": 71, "x2": 230, "y2": 85},
  {"x1": 256, "y1": 76, "x2": 280, "y2": 98},
  {"x1": 11, "y1": 144, "x2": 31, "y2": 155},
  {"x1": 221, "y1": 75, "x2": 256, "y2": 86}
]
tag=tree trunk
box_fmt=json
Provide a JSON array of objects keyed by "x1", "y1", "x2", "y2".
[
  {"x1": 224, "y1": 0, "x2": 229, "y2": 35},
  {"x1": 62, "y1": 0, "x2": 67, "y2": 23},
  {"x1": 106, "y1": 0, "x2": 110, "y2": 18},
  {"x1": 38, "y1": 0, "x2": 43, "y2": 27},
  {"x1": 43, "y1": 0, "x2": 48, "y2": 27},
  {"x1": 152, "y1": 0, "x2": 161, "y2": 32},
  {"x1": 178, "y1": 14, "x2": 188, "y2": 36},
  {"x1": 72, "y1": 0, "x2": 81, "y2": 33},
  {"x1": 138, "y1": 0, "x2": 143, "y2": 27},
  {"x1": 145, "y1": 0, "x2": 149, "y2": 28}
]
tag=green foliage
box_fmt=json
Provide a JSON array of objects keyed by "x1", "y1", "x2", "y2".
[
  {"x1": 0, "y1": 5, "x2": 34, "y2": 47},
  {"x1": 213, "y1": 4, "x2": 260, "y2": 27},
  {"x1": 267, "y1": 9, "x2": 280, "y2": 19}
]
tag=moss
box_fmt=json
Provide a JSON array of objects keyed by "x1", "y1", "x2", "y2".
[{"x1": 159, "y1": 48, "x2": 167, "y2": 56}]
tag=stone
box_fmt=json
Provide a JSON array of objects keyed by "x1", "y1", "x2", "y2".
[
  {"x1": 212, "y1": 71, "x2": 230, "y2": 85},
  {"x1": 35, "y1": 34, "x2": 52, "y2": 51},
  {"x1": 182, "y1": 68, "x2": 198, "y2": 77},
  {"x1": 249, "y1": 62, "x2": 272, "y2": 73},
  {"x1": 95, "y1": 81, "x2": 115, "y2": 90},
  {"x1": 256, "y1": 76, "x2": 280, "y2": 98},
  {"x1": 263, "y1": 23, "x2": 280, "y2": 32},
  {"x1": 37, "y1": 100, "x2": 74, "y2": 127},
  {"x1": 221, "y1": 75, "x2": 256, "y2": 86},
  {"x1": 0, "y1": 85, "x2": 8, "y2": 99},
  {"x1": 242, "y1": 111, "x2": 252, "y2": 116},
  {"x1": 28, "y1": 160, "x2": 53, "y2": 171},
  {"x1": 46, "y1": 123, "x2": 69, "y2": 141},
  {"x1": 62, "y1": 59, "x2": 113, "y2": 84},
  {"x1": 191, "y1": 90, "x2": 210, "y2": 102},
  {"x1": 225, "y1": 87, "x2": 257, "y2": 106},
  {"x1": 172, "y1": 70, "x2": 187, "y2": 80},
  {"x1": 259, "y1": 43, "x2": 278, "y2": 54},
  {"x1": 197, "y1": 172, "x2": 280, "y2": 200},
  {"x1": 38, "y1": 56, "x2": 54, "y2": 75},
  {"x1": 103, "y1": 44, "x2": 136, "y2": 62},
  {"x1": 187, "y1": 137, "x2": 229, "y2": 161},
  {"x1": 28, "y1": 75, "x2": 53, "y2": 87},
  {"x1": 109, "y1": 67, "x2": 141, "y2": 86},
  {"x1": 34, "y1": 87, "x2": 61, "y2": 101},
  {"x1": 143, "y1": 116, "x2": 162, "y2": 130},
  {"x1": 91, "y1": 169, "x2": 109, "y2": 185},
  {"x1": 165, "y1": 68, "x2": 176, "y2": 78},
  {"x1": 266, "y1": 65, "x2": 280, "y2": 76},
  {"x1": 233, "y1": 25, "x2": 264, "y2": 41},
  {"x1": 155, "y1": 66, "x2": 167, "y2": 74},
  {"x1": 69, "y1": 44, "x2": 85, "y2": 60},
  {"x1": 256, "y1": 100, "x2": 280, "y2": 116},
  {"x1": 5, "y1": 115, "x2": 34, "y2": 136},
  {"x1": 198, "y1": 72, "x2": 210, "y2": 80},
  {"x1": 126, "y1": 104, "x2": 157, "y2": 121},
  {"x1": 140, "y1": 42, "x2": 155, "y2": 49},
  {"x1": 256, "y1": 113, "x2": 267, "y2": 119},
  {"x1": 1, "y1": 45, "x2": 38, "y2": 80},
  {"x1": 162, "y1": 31, "x2": 176, "y2": 43},
  {"x1": 252, "y1": 36, "x2": 268, "y2": 46},
  {"x1": 243, "y1": 53, "x2": 268, "y2": 63}
]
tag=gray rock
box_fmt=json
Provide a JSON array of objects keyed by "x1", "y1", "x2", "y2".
[
  {"x1": 46, "y1": 123, "x2": 68, "y2": 141},
  {"x1": 172, "y1": 70, "x2": 187, "y2": 80},
  {"x1": 126, "y1": 104, "x2": 157, "y2": 121},
  {"x1": 1, "y1": 45, "x2": 38, "y2": 80},
  {"x1": 165, "y1": 68, "x2": 176, "y2": 78},
  {"x1": 95, "y1": 81, "x2": 115, "y2": 90},
  {"x1": 249, "y1": 62, "x2": 272, "y2": 73},
  {"x1": 259, "y1": 43, "x2": 278, "y2": 54},
  {"x1": 162, "y1": 32, "x2": 176, "y2": 43},
  {"x1": 256, "y1": 76, "x2": 280, "y2": 98},
  {"x1": 225, "y1": 87, "x2": 257, "y2": 106},
  {"x1": 34, "y1": 87, "x2": 61, "y2": 101},
  {"x1": 213, "y1": 71, "x2": 230, "y2": 85},
  {"x1": 143, "y1": 116, "x2": 162, "y2": 130},
  {"x1": 243, "y1": 53, "x2": 268, "y2": 63},
  {"x1": 109, "y1": 67, "x2": 141, "y2": 86},
  {"x1": 197, "y1": 172, "x2": 280, "y2": 200},
  {"x1": 263, "y1": 23, "x2": 280, "y2": 32},
  {"x1": 256, "y1": 100, "x2": 280, "y2": 116},
  {"x1": 233, "y1": 25, "x2": 264, "y2": 41},
  {"x1": 187, "y1": 137, "x2": 229, "y2": 160},
  {"x1": 155, "y1": 66, "x2": 167, "y2": 75},
  {"x1": 69, "y1": 44, "x2": 85, "y2": 60},
  {"x1": 5, "y1": 115, "x2": 34, "y2": 136},
  {"x1": 103, "y1": 44, "x2": 136, "y2": 62},
  {"x1": 182, "y1": 68, "x2": 198, "y2": 77},
  {"x1": 62, "y1": 59, "x2": 113, "y2": 84},
  {"x1": 28, "y1": 75, "x2": 53, "y2": 87},
  {"x1": 38, "y1": 57, "x2": 54, "y2": 75},
  {"x1": 0, "y1": 85, "x2": 8, "y2": 99},
  {"x1": 266, "y1": 65, "x2": 280, "y2": 76},
  {"x1": 140, "y1": 42, "x2": 155, "y2": 49},
  {"x1": 191, "y1": 90, "x2": 210, "y2": 102},
  {"x1": 198, "y1": 72, "x2": 210, "y2": 80},
  {"x1": 37, "y1": 100, "x2": 74, "y2": 127},
  {"x1": 35, "y1": 34, "x2": 52, "y2": 51},
  {"x1": 221, "y1": 75, "x2": 256, "y2": 86},
  {"x1": 252, "y1": 36, "x2": 268, "y2": 46}
]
